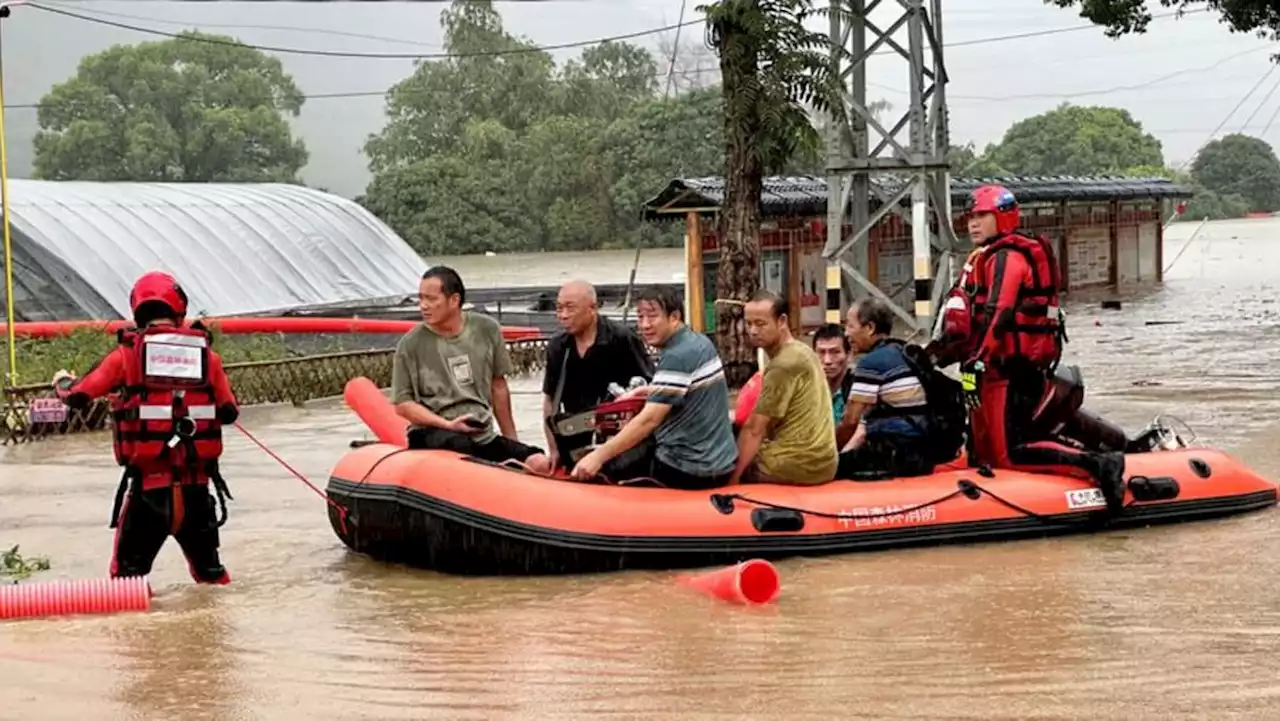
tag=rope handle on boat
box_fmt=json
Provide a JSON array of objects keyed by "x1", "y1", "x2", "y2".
[
  {"x1": 710, "y1": 478, "x2": 1111, "y2": 527},
  {"x1": 234, "y1": 422, "x2": 354, "y2": 534}
]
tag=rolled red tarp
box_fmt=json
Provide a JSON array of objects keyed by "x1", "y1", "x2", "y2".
[
  {"x1": 678, "y1": 558, "x2": 781, "y2": 605},
  {"x1": 0, "y1": 317, "x2": 542, "y2": 341},
  {"x1": 0, "y1": 576, "x2": 152, "y2": 621},
  {"x1": 344, "y1": 376, "x2": 408, "y2": 446}
]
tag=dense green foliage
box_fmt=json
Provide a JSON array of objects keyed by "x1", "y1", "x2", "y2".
[
  {"x1": 984, "y1": 103, "x2": 1164, "y2": 177},
  {"x1": 950, "y1": 103, "x2": 1280, "y2": 220},
  {"x1": 694, "y1": 0, "x2": 843, "y2": 382},
  {"x1": 34, "y1": 32, "x2": 308, "y2": 183},
  {"x1": 1190, "y1": 133, "x2": 1280, "y2": 213},
  {"x1": 358, "y1": 1, "x2": 731, "y2": 256},
  {"x1": 1043, "y1": 0, "x2": 1280, "y2": 41}
]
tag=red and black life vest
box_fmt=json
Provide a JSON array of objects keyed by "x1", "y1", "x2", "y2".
[
  {"x1": 110, "y1": 324, "x2": 223, "y2": 479},
  {"x1": 949, "y1": 232, "x2": 1066, "y2": 370}
]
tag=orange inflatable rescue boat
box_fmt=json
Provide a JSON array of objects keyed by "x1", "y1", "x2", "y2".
[{"x1": 327, "y1": 378, "x2": 1278, "y2": 576}]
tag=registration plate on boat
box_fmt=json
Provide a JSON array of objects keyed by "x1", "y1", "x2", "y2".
[{"x1": 1064, "y1": 488, "x2": 1107, "y2": 510}]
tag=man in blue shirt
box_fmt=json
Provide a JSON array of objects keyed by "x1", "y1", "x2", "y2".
[
  {"x1": 812, "y1": 323, "x2": 854, "y2": 431},
  {"x1": 569, "y1": 286, "x2": 738, "y2": 489},
  {"x1": 836, "y1": 298, "x2": 934, "y2": 478}
]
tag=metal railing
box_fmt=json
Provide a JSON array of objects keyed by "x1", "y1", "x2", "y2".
[{"x1": 1, "y1": 337, "x2": 555, "y2": 445}]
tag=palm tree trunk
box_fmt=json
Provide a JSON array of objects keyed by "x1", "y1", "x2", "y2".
[{"x1": 713, "y1": 0, "x2": 763, "y2": 387}]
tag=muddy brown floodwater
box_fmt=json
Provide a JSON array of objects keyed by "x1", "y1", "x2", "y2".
[{"x1": 4, "y1": 219, "x2": 1280, "y2": 721}]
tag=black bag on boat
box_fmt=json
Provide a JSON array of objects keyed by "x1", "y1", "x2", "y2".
[{"x1": 896, "y1": 341, "x2": 968, "y2": 466}]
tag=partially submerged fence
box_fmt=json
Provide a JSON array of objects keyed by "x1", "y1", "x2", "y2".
[{"x1": 1, "y1": 337, "x2": 555, "y2": 445}]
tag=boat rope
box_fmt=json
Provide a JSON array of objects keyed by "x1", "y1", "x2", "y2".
[
  {"x1": 499, "y1": 458, "x2": 557, "y2": 478},
  {"x1": 234, "y1": 422, "x2": 353, "y2": 533},
  {"x1": 710, "y1": 478, "x2": 1111, "y2": 527}
]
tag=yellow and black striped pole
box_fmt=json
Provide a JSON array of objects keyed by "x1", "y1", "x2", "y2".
[{"x1": 825, "y1": 263, "x2": 842, "y2": 324}]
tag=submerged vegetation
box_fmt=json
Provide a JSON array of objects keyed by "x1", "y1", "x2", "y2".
[{"x1": 1, "y1": 545, "x2": 51, "y2": 581}]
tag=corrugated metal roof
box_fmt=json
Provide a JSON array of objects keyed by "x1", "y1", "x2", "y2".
[
  {"x1": 5, "y1": 180, "x2": 429, "y2": 321},
  {"x1": 642, "y1": 174, "x2": 1196, "y2": 220}
]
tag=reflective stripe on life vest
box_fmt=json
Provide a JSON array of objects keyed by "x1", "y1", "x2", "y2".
[
  {"x1": 110, "y1": 324, "x2": 225, "y2": 480},
  {"x1": 136, "y1": 404, "x2": 218, "y2": 421}
]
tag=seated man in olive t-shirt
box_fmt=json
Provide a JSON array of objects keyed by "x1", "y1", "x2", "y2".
[
  {"x1": 392, "y1": 266, "x2": 551, "y2": 473},
  {"x1": 731, "y1": 291, "x2": 838, "y2": 486}
]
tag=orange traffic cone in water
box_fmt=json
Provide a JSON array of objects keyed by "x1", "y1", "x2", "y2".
[
  {"x1": 344, "y1": 376, "x2": 408, "y2": 446},
  {"x1": 678, "y1": 559, "x2": 780, "y2": 605}
]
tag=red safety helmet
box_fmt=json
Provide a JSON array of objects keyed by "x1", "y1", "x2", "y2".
[
  {"x1": 129, "y1": 271, "x2": 189, "y2": 322},
  {"x1": 968, "y1": 184, "x2": 1020, "y2": 239}
]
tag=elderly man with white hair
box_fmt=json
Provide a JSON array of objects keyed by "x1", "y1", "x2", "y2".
[{"x1": 542, "y1": 280, "x2": 654, "y2": 471}]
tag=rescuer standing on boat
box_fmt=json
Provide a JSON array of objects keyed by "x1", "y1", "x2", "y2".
[
  {"x1": 51, "y1": 271, "x2": 240, "y2": 584},
  {"x1": 938, "y1": 185, "x2": 1127, "y2": 513}
]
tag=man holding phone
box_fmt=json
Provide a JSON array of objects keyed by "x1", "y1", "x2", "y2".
[{"x1": 391, "y1": 266, "x2": 552, "y2": 473}]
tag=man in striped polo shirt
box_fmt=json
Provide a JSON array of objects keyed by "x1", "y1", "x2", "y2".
[{"x1": 569, "y1": 286, "x2": 738, "y2": 489}]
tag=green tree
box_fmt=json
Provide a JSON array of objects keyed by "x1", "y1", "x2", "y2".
[
  {"x1": 1182, "y1": 189, "x2": 1251, "y2": 220},
  {"x1": 361, "y1": 0, "x2": 724, "y2": 257},
  {"x1": 364, "y1": 1, "x2": 560, "y2": 173},
  {"x1": 33, "y1": 31, "x2": 307, "y2": 182},
  {"x1": 985, "y1": 103, "x2": 1164, "y2": 177},
  {"x1": 1117, "y1": 163, "x2": 1253, "y2": 221},
  {"x1": 1190, "y1": 133, "x2": 1280, "y2": 213},
  {"x1": 602, "y1": 87, "x2": 724, "y2": 240},
  {"x1": 1043, "y1": 0, "x2": 1280, "y2": 40},
  {"x1": 359, "y1": 120, "x2": 537, "y2": 255},
  {"x1": 697, "y1": 0, "x2": 843, "y2": 383},
  {"x1": 947, "y1": 142, "x2": 1008, "y2": 178}
]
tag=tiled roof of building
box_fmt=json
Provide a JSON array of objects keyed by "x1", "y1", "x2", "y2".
[{"x1": 642, "y1": 174, "x2": 1195, "y2": 221}]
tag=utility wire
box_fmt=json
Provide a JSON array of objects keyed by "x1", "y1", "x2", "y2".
[
  {"x1": 1263, "y1": 97, "x2": 1280, "y2": 137},
  {"x1": 39, "y1": 0, "x2": 447, "y2": 49},
  {"x1": 623, "y1": 0, "x2": 690, "y2": 325},
  {"x1": 943, "y1": 7, "x2": 1208, "y2": 47},
  {"x1": 22, "y1": 1, "x2": 1203, "y2": 62},
  {"x1": 4, "y1": 56, "x2": 1268, "y2": 112},
  {"x1": 1239, "y1": 73, "x2": 1280, "y2": 131},
  {"x1": 1174, "y1": 63, "x2": 1277, "y2": 171},
  {"x1": 940, "y1": 45, "x2": 1274, "y2": 101},
  {"x1": 2, "y1": 20, "x2": 1255, "y2": 109},
  {"x1": 24, "y1": 2, "x2": 706, "y2": 60}
]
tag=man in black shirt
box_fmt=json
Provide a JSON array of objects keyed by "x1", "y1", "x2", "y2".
[{"x1": 542, "y1": 280, "x2": 654, "y2": 469}]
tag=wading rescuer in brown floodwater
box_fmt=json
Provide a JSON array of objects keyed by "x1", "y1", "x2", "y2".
[
  {"x1": 52, "y1": 271, "x2": 240, "y2": 584},
  {"x1": 933, "y1": 184, "x2": 1127, "y2": 513}
]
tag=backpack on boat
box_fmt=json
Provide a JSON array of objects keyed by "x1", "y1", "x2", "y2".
[{"x1": 895, "y1": 341, "x2": 968, "y2": 466}]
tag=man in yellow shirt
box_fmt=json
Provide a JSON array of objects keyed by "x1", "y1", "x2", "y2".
[{"x1": 729, "y1": 290, "x2": 838, "y2": 485}]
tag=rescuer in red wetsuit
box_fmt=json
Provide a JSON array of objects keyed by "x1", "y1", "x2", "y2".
[
  {"x1": 52, "y1": 271, "x2": 241, "y2": 583},
  {"x1": 937, "y1": 185, "x2": 1127, "y2": 513}
]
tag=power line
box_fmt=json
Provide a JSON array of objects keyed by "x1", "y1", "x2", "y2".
[
  {"x1": 24, "y1": 2, "x2": 706, "y2": 60},
  {"x1": 3, "y1": 1, "x2": 1265, "y2": 132},
  {"x1": 1174, "y1": 64, "x2": 1277, "y2": 171},
  {"x1": 4, "y1": 56, "x2": 1274, "y2": 115},
  {"x1": 1263, "y1": 98, "x2": 1280, "y2": 137},
  {"x1": 39, "y1": 0, "x2": 447, "y2": 49},
  {"x1": 942, "y1": 45, "x2": 1274, "y2": 101},
  {"x1": 1239, "y1": 73, "x2": 1280, "y2": 131},
  {"x1": 941, "y1": 7, "x2": 1207, "y2": 48},
  {"x1": 24, "y1": 0, "x2": 1203, "y2": 64}
]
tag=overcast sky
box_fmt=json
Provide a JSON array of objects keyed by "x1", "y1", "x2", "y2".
[{"x1": 1, "y1": 0, "x2": 1271, "y2": 198}]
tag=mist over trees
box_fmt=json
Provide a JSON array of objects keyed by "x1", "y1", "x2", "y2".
[{"x1": 30, "y1": 0, "x2": 1278, "y2": 258}]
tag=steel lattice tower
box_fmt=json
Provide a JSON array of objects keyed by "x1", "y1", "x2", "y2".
[{"x1": 822, "y1": 0, "x2": 961, "y2": 333}]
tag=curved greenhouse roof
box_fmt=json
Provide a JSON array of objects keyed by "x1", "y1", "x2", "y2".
[{"x1": 4, "y1": 179, "x2": 428, "y2": 322}]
